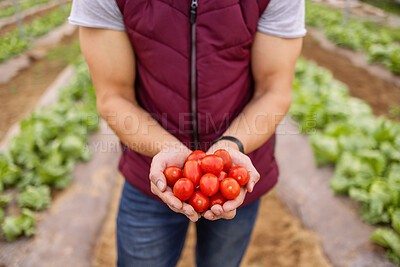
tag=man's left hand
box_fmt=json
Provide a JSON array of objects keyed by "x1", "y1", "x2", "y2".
[{"x1": 202, "y1": 141, "x2": 260, "y2": 221}]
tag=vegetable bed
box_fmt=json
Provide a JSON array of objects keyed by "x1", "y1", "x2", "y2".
[
  {"x1": 0, "y1": 59, "x2": 99, "y2": 241},
  {"x1": 0, "y1": 61, "x2": 120, "y2": 266},
  {"x1": 0, "y1": 0, "x2": 54, "y2": 19},
  {"x1": 0, "y1": 4, "x2": 71, "y2": 63},
  {"x1": 306, "y1": 0, "x2": 400, "y2": 74},
  {"x1": 291, "y1": 57, "x2": 400, "y2": 265}
]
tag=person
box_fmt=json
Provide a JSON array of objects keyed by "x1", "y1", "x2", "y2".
[{"x1": 69, "y1": 0, "x2": 305, "y2": 266}]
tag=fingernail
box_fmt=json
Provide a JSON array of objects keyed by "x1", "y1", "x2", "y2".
[
  {"x1": 185, "y1": 210, "x2": 193, "y2": 216},
  {"x1": 157, "y1": 180, "x2": 165, "y2": 190},
  {"x1": 250, "y1": 181, "x2": 255, "y2": 192},
  {"x1": 214, "y1": 208, "x2": 222, "y2": 216}
]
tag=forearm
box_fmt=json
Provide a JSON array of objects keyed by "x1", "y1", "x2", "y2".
[
  {"x1": 98, "y1": 91, "x2": 188, "y2": 157},
  {"x1": 222, "y1": 81, "x2": 292, "y2": 154},
  {"x1": 220, "y1": 33, "x2": 301, "y2": 154},
  {"x1": 79, "y1": 28, "x2": 188, "y2": 157}
]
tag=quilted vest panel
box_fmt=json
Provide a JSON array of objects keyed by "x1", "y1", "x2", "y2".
[{"x1": 115, "y1": 0, "x2": 278, "y2": 206}]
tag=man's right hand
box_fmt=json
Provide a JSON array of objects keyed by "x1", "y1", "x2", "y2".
[{"x1": 149, "y1": 143, "x2": 201, "y2": 222}]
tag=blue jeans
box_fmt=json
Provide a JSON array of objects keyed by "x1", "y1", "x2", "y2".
[{"x1": 117, "y1": 181, "x2": 260, "y2": 267}]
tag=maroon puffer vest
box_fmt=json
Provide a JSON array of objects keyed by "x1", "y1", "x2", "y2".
[{"x1": 115, "y1": 0, "x2": 278, "y2": 206}]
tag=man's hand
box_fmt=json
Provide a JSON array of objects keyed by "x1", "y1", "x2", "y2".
[
  {"x1": 202, "y1": 141, "x2": 260, "y2": 221},
  {"x1": 149, "y1": 143, "x2": 201, "y2": 222}
]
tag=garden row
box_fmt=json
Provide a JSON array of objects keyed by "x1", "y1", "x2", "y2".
[
  {"x1": 0, "y1": 59, "x2": 98, "y2": 241},
  {"x1": 306, "y1": 0, "x2": 400, "y2": 74},
  {"x1": 0, "y1": 0, "x2": 54, "y2": 19},
  {"x1": 291, "y1": 58, "x2": 400, "y2": 265},
  {"x1": 0, "y1": 3, "x2": 71, "y2": 62}
]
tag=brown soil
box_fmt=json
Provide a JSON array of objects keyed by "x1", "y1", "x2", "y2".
[
  {"x1": 93, "y1": 176, "x2": 331, "y2": 267},
  {"x1": 302, "y1": 35, "x2": 400, "y2": 118},
  {"x1": 0, "y1": 30, "x2": 78, "y2": 141},
  {"x1": 92, "y1": 175, "x2": 123, "y2": 267},
  {"x1": 0, "y1": 3, "x2": 68, "y2": 35}
]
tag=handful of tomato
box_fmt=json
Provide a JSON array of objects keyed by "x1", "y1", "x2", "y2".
[{"x1": 163, "y1": 149, "x2": 250, "y2": 213}]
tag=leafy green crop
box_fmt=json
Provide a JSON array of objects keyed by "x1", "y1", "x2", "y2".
[
  {"x1": 360, "y1": 0, "x2": 400, "y2": 17},
  {"x1": 0, "y1": 59, "x2": 99, "y2": 241},
  {"x1": 0, "y1": 4, "x2": 71, "y2": 63},
  {"x1": 0, "y1": 194, "x2": 12, "y2": 207},
  {"x1": 306, "y1": 1, "x2": 400, "y2": 74},
  {"x1": 0, "y1": 0, "x2": 53, "y2": 19},
  {"x1": 371, "y1": 228, "x2": 400, "y2": 263},
  {"x1": 1, "y1": 209, "x2": 35, "y2": 241},
  {"x1": 18, "y1": 185, "x2": 51, "y2": 210},
  {"x1": 292, "y1": 58, "x2": 400, "y2": 264}
]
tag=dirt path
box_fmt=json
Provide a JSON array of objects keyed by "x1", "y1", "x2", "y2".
[
  {"x1": 302, "y1": 35, "x2": 400, "y2": 118},
  {"x1": 93, "y1": 176, "x2": 331, "y2": 267},
  {"x1": 0, "y1": 30, "x2": 78, "y2": 141}
]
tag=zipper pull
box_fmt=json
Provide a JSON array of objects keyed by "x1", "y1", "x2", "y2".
[{"x1": 190, "y1": 0, "x2": 198, "y2": 25}]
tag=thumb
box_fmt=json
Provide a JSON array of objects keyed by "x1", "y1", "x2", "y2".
[
  {"x1": 150, "y1": 172, "x2": 166, "y2": 192},
  {"x1": 149, "y1": 157, "x2": 167, "y2": 192}
]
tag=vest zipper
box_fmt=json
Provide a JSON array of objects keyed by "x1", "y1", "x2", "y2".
[{"x1": 190, "y1": 0, "x2": 199, "y2": 150}]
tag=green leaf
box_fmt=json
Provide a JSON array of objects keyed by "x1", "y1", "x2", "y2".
[
  {"x1": 0, "y1": 194, "x2": 12, "y2": 207},
  {"x1": 53, "y1": 175, "x2": 72, "y2": 190},
  {"x1": 357, "y1": 150, "x2": 386, "y2": 176},
  {"x1": 330, "y1": 174, "x2": 352, "y2": 194},
  {"x1": 38, "y1": 150, "x2": 74, "y2": 186},
  {"x1": 1, "y1": 208, "x2": 36, "y2": 241},
  {"x1": 19, "y1": 209, "x2": 35, "y2": 237},
  {"x1": 370, "y1": 181, "x2": 392, "y2": 205},
  {"x1": 371, "y1": 228, "x2": 400, "y2": 258},
  {"x1": 60, "y1": 135, "x2": 85, "y2": 157},
  {"x1": 381, "y1": 142, "x2": 400, "y2": 162},
  {"x1": 310, "y1": 134, "x2": 339, "y2": 165},
  {"x1": 387, "y1": 250, "x2": 400, "y2": 266},
  {"x1": 338, "y1": 134, "x2": 377, "y2": 153},
  {"x1": 392, "y1": 210, "x2": 400, "y2": 234},
  {"x1": 2, "y1": 216, "x2": 22, "y2": 241},
  {"x1": 18, "y1": 185, "x2": 51, "y2": 211},
  {"x1": 16, "y1": 171, "x2": 42, "y2": 190},
  {"x1": 389, "y1": 164, "x2": 400, "y2": 185},
  {"x1": 335, "y1": 152, "x2": 375, "y2": 180},
  {"x1": 349, "y1": 188, "x2": 369, "y2": 203},
  {"x1": 0, "y1": 154, "x2": 21, "y2": 187}
]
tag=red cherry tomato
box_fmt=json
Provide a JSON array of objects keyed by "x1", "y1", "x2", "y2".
[
  {"x1": 229, "y1": 166, "x2": 250, "y2": 186},
  {"x1": 220, "y1": 178, "x2": 240, "y2": 200},
  {"x1": 200, "y1": 155, "x2": 224, "y2": 175},
  {"x1": 173, "y1": 178, "x2": 194, "y2": 201},
  {"x1": 199, "y1": 173, "x2": 219, "y2": 197},
  {"x1": 217, "y1": 171, "x2": 228, "y2": 181},
  {"x1": 164, "y1": 166, "x2": 182, "y2": 186},
  {"x1": 214, "y1": 149, "x2": 232, "y2": 172},
  {"x1": 189, "y1": 191, "x2": 210, "y2": 213},
  {"x1": 210, "y1": 192, "x2": 227, "y2": 207},
  {"x1": 187, "y1": 150, "x2": 206, "y2": 162},
  {"x1": 183, "y1": 160, "x2": 202, "y2": 187}
]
